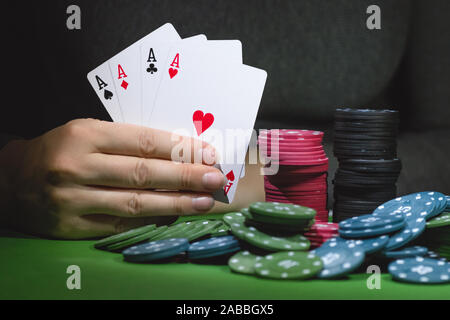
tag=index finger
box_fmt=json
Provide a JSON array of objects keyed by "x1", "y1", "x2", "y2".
[{"x1": 89, "y1": 120, "x2": 216, "y2": 165}]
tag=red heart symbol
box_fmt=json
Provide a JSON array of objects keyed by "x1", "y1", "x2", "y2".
[
  {"x1": 225, "y1": 170, "x2": 235, "y2": 181},
  {"x1": 193, "y1": 110, "x2": 214, "y2": 136},
  {"x1": 168, "y1": 68, "x2": 178, "y2": 79}
]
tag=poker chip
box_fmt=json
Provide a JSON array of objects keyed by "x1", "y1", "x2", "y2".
[
  {"x1": 249, "y1": 202, "x2": 316, "y2": 220},
  {"x1": 339, "y1": 213, "x2": 405, "y2": 230},
  {"x1": 332, "y1": 108, "x2": 401, "y2": 223},
  {"x1": 254, "y1": 251, "x2": 323, "y2": 280},
  {"x1": 427, "y1": 212, "x2": 450, "y2": 228},
  {"x1": 339, "y1": 220, "x2": 405, "y2": 239},
  {"x1": 373, "y1": 193, "x2": 434, "y2": 250},
  {"x1": 122, "y1": 238, "x2": 189, "y2": 263},
  {"x1": 388, "y1": 257, "x2": 450, "y2": 284},
  {"x1": 228, "y1": 251, "x2": 263, "y2": 275},
  {"x1": 303, "y1": 222, "x2": 340, "y2": 248},
  {"x1": 188, "y1": 236, "x2": 239, "y2": 259},
  {"x1": 94, "y1": 224, "x2": 157, "y2": 249},
  {"x1": 259, "y1": 129, "x2": 329, "y2": 222},
  {"x1": 327, "y1": 235, "x2": 389, "y2": 254},
  {"x1": 312, "y1": 239, "x2": 365, "y2": 279},
  {"x1": 105, "y1": 225, "x2": 168, "y2": 252},
  {"x1": 382, "y1": 246, "x2": 428, "y2": 259},
  {"x1": 227, "y1": 209, "x2": 311, "y2": 251}
]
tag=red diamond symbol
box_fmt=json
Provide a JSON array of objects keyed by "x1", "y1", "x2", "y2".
[{"x1": 121, "y1": 80, "x2": 128, "y2": 90}]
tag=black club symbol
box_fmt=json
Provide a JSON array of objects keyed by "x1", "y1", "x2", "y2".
[{"x1": 146, "y1": 63, "x2": 158, "y2": 74}]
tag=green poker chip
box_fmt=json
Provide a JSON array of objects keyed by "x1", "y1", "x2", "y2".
[
  {"x1": 151, "y1": 222, "x2": 194, "y2": 241},
  {"x1": 427, "y1": 212, "x2": 450, "y2": 228},
  {"x1": 210, "y1": 222, "x2": 230, "y2": 237},
  {"x1": 254, "y1": 251, "x2": 323, "y2": 280},
  {"x1": 186, "y1": 220, "x2": 223, "y2": 242},
  {"x1": 249, "y1": 202, "x2": 316, "y2": 220},
  {"x1": 105, "y1": 225, "x2": 168, "y2": 252},
  {"x1": 228, "y1": 251, "x2": 262, "y2": 275},
  {"x1": 94, "y1": 224, "x2": 156, "y2": 249},
  {"x1": 229, "y1": 218, "x2": 310, "y2": 251},
  {"x1": 223, "y1": 212, "x2": 246, "y2": 226}
]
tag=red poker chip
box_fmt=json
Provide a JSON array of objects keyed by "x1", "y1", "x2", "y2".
[
  {"x1": 259, "y1": 145, "x2": 324, "y2": 152},
  {"x1": 275, "y1": 158, "x2": 329, "y2": 164},
  {"x1": 262, "y1": 152, "x2": 327, "y2": 159},
  {"x1": 264, "y1": 195, "x2": 328, "y2": 202},
  {"x1": 259, "y1": 133, "x2": 324, "y2": 141},
  {"x1": 264, "y1": 175, "x2": 327, "y2": 183},
  {"x1": 264, "y1": 196, "x2": 326, "y2": 204},
  {"x1": 259, "y1": 129, "x2": 323, "y2": 136},
  {"x1": 264, "y1": 190, "x2": 328, "y2": 197},
  {"x1": 258, "y1": 140, "x2": 323, "y2": 147},
  {"x1": 264, "y1": 178, "x2": 327, "y2": 189},
  {"x1": 264, "y1": 185, "x2": 328, "y2": 191},
  {"x1": 309, "y1": 223, "x2": 338, "y2": 230},
  {"x1": 260, "y1": 129, "x2": 324, "y2": 137},
  {"x1": 258, "y1": 139, "x2": 323, "y2": 147},
  {"x1": 275, "y1": 164, "x2": 329, "y2": 173},
  {"x1": 265, "y1": 175, "x2": 327, "y2": 184},
  {"x1": 264, "y1": 184, "x2": 328, "y2": 193},
  {"x1": 261, "y1": 149, "x2": 326, "y2": 155}
]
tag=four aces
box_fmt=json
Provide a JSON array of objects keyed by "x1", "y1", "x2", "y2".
[{"x1": 87, "y1": 23, "x2": 266, "y2": 203}]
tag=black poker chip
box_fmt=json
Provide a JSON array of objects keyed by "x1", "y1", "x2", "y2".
[{"x1": 332, "y1": 108, "x2": 401, "y2": 222}]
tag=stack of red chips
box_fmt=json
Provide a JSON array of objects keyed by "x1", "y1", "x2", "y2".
[
  {"x1": 258, "y1": 129, "x2": 329, "y2": 222},
  {"x1": 304, "y1": 222, "x2": 339, "y2": 248}
]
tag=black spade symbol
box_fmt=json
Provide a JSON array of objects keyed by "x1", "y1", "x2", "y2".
[{"x1": 104, "y1": 89, "x2": 113, "y2": 100}]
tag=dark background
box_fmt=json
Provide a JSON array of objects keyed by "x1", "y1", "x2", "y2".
[{"x1": 2, "y1": 0, "x2": 450, "y2": 196}]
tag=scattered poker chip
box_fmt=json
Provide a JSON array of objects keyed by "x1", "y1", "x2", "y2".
[
  {"x1": 339, "y1": 220, "x2": 405, "y2": 239},
  {"x1": 312, "y1": 239, "x2": 365, "y2": 278},
  {"x1": 188, "y1": 245, "x2": 240, "y2": 259},
  {"x1": 188, "y1": 236, "x2": 239, "y2": 257},
  {"x1": 388, "y1": 257, "x2": 450, "y2": 284},
  {"x1": 254, "y1": 251, "x2": 323, "y2": 280},
  {"x1": 185, "y1": 220, "x2": 224, "y2": 242},
  {"x1": 427, "y1": 212, "x2": 450, "y2": 228},
  {"x1": 122, "y1": 238, "x2": 189, "y2": 263},
  {"x1": 382, "y1": 246, "x2": 428, "y2": 259},
  {"x1": 327, "y1": 235, "x2": 389, "y2": 254},
  {"x1": 94, "y1": 224, "x2": 157, "y2": 249},
  {"x1": 339, "y1": 213, "x2": 405, "y2": 230},
  {"x1": 372, "y1": 193, "x2": 433, "y2": 250},
  {"x1": 229, "y1": 216, "x2": 310, "y2": 251},
  {"x1": 105, "y1": 225, "x2": 168, "y2": 252},
  {"x1": 228, "y1": 251, "x2": 263, "y2": 275},
  {"x1": 223, "y1": 212, "x2": 246, "y2": 226},
  {"x1": 249, "y1": 202, "x2": 316, "y2": 220}
]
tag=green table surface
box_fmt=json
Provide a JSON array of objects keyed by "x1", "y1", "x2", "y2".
[{"x1": 1, "y1": 230, "x2": 449, "y2": 300}]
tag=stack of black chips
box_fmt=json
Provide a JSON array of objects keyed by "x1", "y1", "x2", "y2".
[{"x1": 332, "y1": 108, "x2": 402, "y2": 222}]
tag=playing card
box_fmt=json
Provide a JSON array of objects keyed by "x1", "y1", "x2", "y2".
[
  {"x1": 160, "y1": 40, "x2": 243, "y2": 86},
  {"x1": 140, "y1": 35, "x2": 207, "y2": 125},
  {"x1": 149, "y1": 43, "x2": 266, "y2": 203},
  {"x1": 107, "y1": 23, "x2": 181, "y2": 125},
  {"x1": 87, "y1": 62, "x2": 123, "y2": 122}
]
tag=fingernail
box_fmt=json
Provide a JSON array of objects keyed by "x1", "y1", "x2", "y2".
[
  {"x1": 202, "y1": 172, "x2": 227, "y2": 190},
  {"x1": 192, "y1": 196, "x2": 214, "y2": 211},
  {"x1": 202, "y1": 147, "x2": 216, "y2": 165}
]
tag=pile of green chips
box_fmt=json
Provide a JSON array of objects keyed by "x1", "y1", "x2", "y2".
[
  {"x1": 224, "y1": 202, "x2": 315, "y2": 253},
  {"x1": 94, "y1": 219, "x2": 227, "y2": 252},
  {"x1": 418, "y1": 211, "x2": 450, "y2": 260}
]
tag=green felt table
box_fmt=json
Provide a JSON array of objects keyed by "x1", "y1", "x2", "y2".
[{"x1": 1, "y1": 229, "x2": 449, "y2": 300}]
